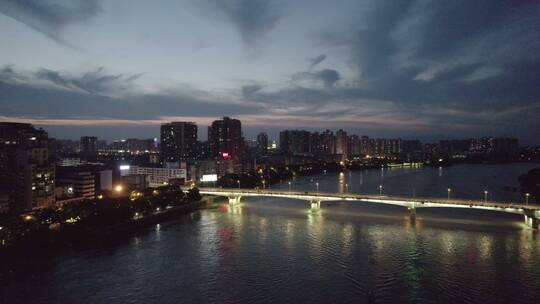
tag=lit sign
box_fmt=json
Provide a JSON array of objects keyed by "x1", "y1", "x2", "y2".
[
  {"x1": 119, "y1": 165, "x2": 130, "y2": 170},
  {"x1": 200, "y1": 174, "x2": 218, "y2": 182}
]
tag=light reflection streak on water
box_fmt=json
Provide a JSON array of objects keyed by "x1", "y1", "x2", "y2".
[
  {"x1": 478, "y1": 235, "x2": 494, "y2": 261},
  {"x1": 404, "y1": 224, "x2": 421, "y2": 302},
  {"x1": 338, "y1": 172, "x2": 345, "y2": 193},
  {"x1": 341, "y1": 223, "x2": 354, "y2": 257},
  {"x1": 307, "y1": 212, "x2": 324, "y2": 263},
  {"x1": 284, "y1": 220, "x2": 296, "y2": 255}
]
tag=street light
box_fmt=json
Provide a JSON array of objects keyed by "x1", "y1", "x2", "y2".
[
  {"x1": 288, "y1": 181, "x2": 292, "y2": 192},
  {"x1": 379, "y1": 185, "x2": 383, "y2": 196},
  {"x1": 316, "y1": 182, "x2": 319, "y2": 193},
  {"x1": 115, "y1": 185, "x2": 123, "y2": 193},
  {"x1": 345, "y1": 183, "x2": 348, "y2": 193},
  {"x1": 447, "y1": 188, "x2": 451, "y2": 201},
  {"x1": 237, "y1": 179, "x2": 241, "y2": 189},
  {"x1": 262, "y1": 180, "x2": 266, "y2": 189},
  {"x1": 484, "y1": 190, "x2": 488, "y2": 203},
  {"x1": 526, "y1": 193, "x2": 530, "y2": 205}
]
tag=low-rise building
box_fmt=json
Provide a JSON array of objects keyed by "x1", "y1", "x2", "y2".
[{"x1": 119, "y1": 165, "x2": 187, "y2": 188}]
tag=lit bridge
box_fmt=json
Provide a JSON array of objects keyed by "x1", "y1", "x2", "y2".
[{"x1": 199, "y1": 188, "x2": 540, "y2": 229}]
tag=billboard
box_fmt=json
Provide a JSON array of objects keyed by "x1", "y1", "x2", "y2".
[{"x1": 200, "y1": 174, "x2": 218, "y2": 182}]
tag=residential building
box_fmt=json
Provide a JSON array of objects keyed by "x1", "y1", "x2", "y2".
[
  {"x1": 208, "y1": 117, "x2": 242, "y2": 160},
  {"x1": 0, "y1": 122, "x2": 55, "y2": 212},
  {"x1": 120, "y1": 165, "x2": 187, "y2": 188},
  {"x1": 80, "y1": 136, "x2": 98, "y2": 158},
  {"x1": 161, "y1": 122, "x2": 198, "y2": 162}
]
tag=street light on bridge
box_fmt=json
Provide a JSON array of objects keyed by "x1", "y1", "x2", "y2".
[
  {"x1": 315, "y1": 182, "x2": 319, "y2": 193},
  {"x1": 526, "y1": 192, "x2": 530, "y2": 205},
  {"x1": 379, "y1": 185, "x2": 383, "y2": 197},
  {"x1": 345, "y1": 183, "x2": 348, "y2": 193},
  {"x1": 484, "y1": 190, "x2": 488, "y2": 203},
  {"x1": 288, "y1": 181, "x2": 292, "y2": 192},
  {"x1": 237, "y1": 179, "x2": 241, "y2": 189},
  {"x1": 447, "y1": 188, "x2": 452, "y2": 201}
]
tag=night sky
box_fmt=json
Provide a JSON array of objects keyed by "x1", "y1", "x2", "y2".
[{"x1": 1, "y1": 0, "x2": 539, "y2": 143}]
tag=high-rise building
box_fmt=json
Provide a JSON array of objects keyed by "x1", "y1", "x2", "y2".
[
  {"x1": 402, "y1": 140, "x2": 423, "y2": 154},
  {"x1": 80, "y1": 136, "x2": 97, "y2": 158},
  {"x1": 208, "y1": 117, "x2": 242, "y2": 160},
  {"x1": 335, "y1": 129, "x2": 348, "y2": 160},
  {"x1": 470, "y1": 137, "x2": 519, "y2": 156},
  {"x1": 160, "y1": 122, "x2": 198, "y2": 162},
  {"x1": 492, "y1": 137, "x2": 519, "y2": 156},
  {"x1": 320, "y1": 130, "x2": 335, "y2": 155},
  {"x1": 309, "y1": 132, "x2": 321, "y2": 155},
  {"x1": 438, "y1": 139, "x2": 471, "y2": 156},
  {"x1": 257, "y1": 132, "x2": 269, "y2": 154},
  {"x1": 360, "y1": 136, "x2": 374, "y2": 155},
  {"x1": 0, "y1": 122, "x2": 55, "y2": 212},
  {"x1": 125, "y1": 138, "x2": 157, "y2": 153},
  {"x1": 374, "y1": 138, "x2": 402, "y2": 156},
  {"x1": 280, "y1": 130, "x2": 311, "y2": 154},
  {"x1": 348, "y1": 135, "x2": 361, "y2": 157}
]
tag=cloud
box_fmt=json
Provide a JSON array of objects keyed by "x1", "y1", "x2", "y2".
[
  {"x1": 1, "y1": 65, "x2": 145, "y2": 98},
  {"x1": 37, "y1": 67, "x2": 143, "y2": 96},
  {"x1": 292, "y1": 69, "x2": 341, "y2": 87},
  {"x1": 315, "y1": 0, "x2": 540, "y2": 113},
  {"x1": 207, "y1": 0, "x2": 281, "y2": 45},
  {"x1": 309, "y1": 54, "x2": 327, "y2": 68},
  {"x1": 460, "y1": 66, "x2": 502, "y2": 83},
  {"x1": 2, "y1": 62, "x2": 539, "y2": 142},
  {"x1": 0, "y1": 66, "x2": 263, "y2": 122},
  {"x1": 241, "y1": 84, "x2": 264, "y2": 98},
  {"x1": 0, "y1": 0, "x2": 102, "y2": 44}
]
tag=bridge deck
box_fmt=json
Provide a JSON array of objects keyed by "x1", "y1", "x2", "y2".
[{"x1": 199, "y1": 188, "x2": 540, "y2": 212}]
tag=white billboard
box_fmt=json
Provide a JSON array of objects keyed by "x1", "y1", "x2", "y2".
[
  {"x1": 200, "y1": 174, "x2": 218, "y2": 182},
  {"x1": 119, "y1": 165, "x2": 131, "y2": 170}
]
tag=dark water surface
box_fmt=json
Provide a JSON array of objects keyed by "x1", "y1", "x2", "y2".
[
  {"x1": 2, "y1": 164, "x2": 540, "y2": 304},
  {"x1": 273, "y1": 163, "x2": 538, "y2": 203}
]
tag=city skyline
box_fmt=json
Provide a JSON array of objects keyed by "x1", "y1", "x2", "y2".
[{"x1": 1, "y1": 1, "x2": 540, "y2": 143}]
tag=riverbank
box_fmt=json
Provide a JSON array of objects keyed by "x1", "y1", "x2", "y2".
[{"x1": 0, "y1": 199, "x2": 210, "y2": 255}]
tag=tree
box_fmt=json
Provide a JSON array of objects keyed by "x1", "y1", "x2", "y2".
[{"x1": 186, "y1": 187, "x2": 202, "y2": 202}]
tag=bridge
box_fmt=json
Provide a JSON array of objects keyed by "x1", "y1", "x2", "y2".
[{"x1": 199, "y1": 188, "x2": 540, "y2": 229}]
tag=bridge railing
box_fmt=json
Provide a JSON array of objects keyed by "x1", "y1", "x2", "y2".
[{"x1": 198, "y1": 188, "x2": 540, "y2": 211}]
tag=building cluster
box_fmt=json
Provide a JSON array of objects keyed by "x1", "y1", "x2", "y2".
[
  {"x1": 279, "y1": 129, "x2": 404, "y2": 160},
  {"x1": 0, "y1": 119, "x2": 522, "y2": 216}
]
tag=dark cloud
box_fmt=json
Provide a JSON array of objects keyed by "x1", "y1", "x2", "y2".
[
  {"x1": 318, "y1": 0, "x2": 540, "y2": 112},
  {"x1": 2, "y1": 1, "x2": 540, "y2": 143},
  {"x1": 309, "y1": 54, "x2": 326, "y2": 68},
  {"x1": 241, "y1": 84, "x2": 264, "y2": 98},
  {"x1": 0, "y1": 65, "x2": 26, "y2": 83},
  {"x1": 35, "y1": 67, "x2": 141, "y2": 95},
  {"x1": 208, "y1": 0, "x2": 281, "y2": 44},
  {"x1": 0, "y1": 0, "x2": 102, "y2": 44},
  {"x1": 292, "y1": 69, "x2": 341, "y2": 87},
  {"x1": 0, "y1": 66, "x2": 262, "y2": 121}
]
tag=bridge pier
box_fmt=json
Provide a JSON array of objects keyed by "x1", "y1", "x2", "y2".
[
  {"x1": 310, "y1": 200, "x2": 321, "y2": 212},
  {"x1": 408, "y1": 203, "x2": 417, "y2": 224},
  {"x1": 228, "y1": 196, "x2": 242, "y2": 205},
  {"x1": 524, "y1": 215, "x2": 538, "y2": 229},
  {"x1": 524, "y1": 212, "x2": 539, "y2": 229}
]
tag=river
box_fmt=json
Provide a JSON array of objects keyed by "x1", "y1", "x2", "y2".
[{"x1": 1, "y1": 163, "x2": 540, "y2": 303}]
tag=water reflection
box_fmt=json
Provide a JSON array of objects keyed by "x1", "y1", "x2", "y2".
[
  {"x1": 271, "y1": 163, "x2": 538, "y2": 202},
  {"x1": 2, "y1": 172, "x2": 540, "y2": 304}
]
